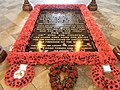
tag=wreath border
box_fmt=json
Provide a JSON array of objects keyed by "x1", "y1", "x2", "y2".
[
  {"x1": 49, "y1": 62, "x2": 78, "y2": 90},
  {"x1": 5, "y1": 4, "x2": 118, "y2": 66},
  {"x1": 4, "y1": 64, "x2": 34, "y2": 88},
  {"x1": 90, "y1": 65, "x2": 120, "y2": 90}
]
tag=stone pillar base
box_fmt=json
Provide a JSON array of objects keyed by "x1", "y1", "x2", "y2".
[
  {"x1": 113, "y1": 45, "x2": 120, "y2": 60},
  {"x1": 0, "y1": 46, "x2": 7, "y2": 63},
  {"x1": 22, "y1": 0, "x2": 33, "y2": 11},
  {"x1": 88, "y1": 2, "x2": 98, "y2": 11}
]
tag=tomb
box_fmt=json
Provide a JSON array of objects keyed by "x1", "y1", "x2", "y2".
[{"x1": 26, "y1": 9, "x2": 97, "y2": 52}]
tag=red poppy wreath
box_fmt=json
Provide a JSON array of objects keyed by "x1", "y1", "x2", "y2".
[{"x1": 49, "y1": 62, "x2": 78, "y2": 90}]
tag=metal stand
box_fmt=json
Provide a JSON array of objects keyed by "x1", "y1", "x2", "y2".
[
  {"x1": 22, "y1": 0, "x2": 33, "y2": 11},
  {"x1": 88, "y1": 0, "x2": 98, "y2": 11}
]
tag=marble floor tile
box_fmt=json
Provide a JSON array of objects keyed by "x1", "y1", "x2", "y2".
[
  {"x1": 1, "y1": 21, "x2": 17, "y2": 30},
  {"x1": 5, "y1": 7, "x2": 23, "y2": 15},
  {"x1": 6, "y1": 26, "x2": 22, "y2": 35},
  {"x1": 111, "y1": 30, "x2": 120, "y2": 40},
  {"x1": 5, "y1": 13, "x2": 26, "y2": 27},
  {"x1": 0, "y1": 27, "x2": 5, "y2": 32},
  {"x1": 4, "y1": 44, "x2": 13, "y2": 53},
  {"x1": 0, "y1": 84, "x2": 4, "y2": 90},
  {"x1": 0, "y1": 31, "x2": 15, "y2": 48},
  {"x1": 0, "y1": 16, "x2": 11, "y2": 26},
  {"x1": 0, "y1": 61, "x2": 9, "y2": 81},
  {"x1": 109, "y1": 44, "x2": 114, "y2": 49},
  {"x1": 108, "y1": 16, "x2": 120, "y2": 26},
  {"x1": 11, "y1": 33, "x2": 20, "y2": 40},
  {"x1": 32, "y1": 69, "x2": 52, "y2": 90},
  {"x1": 0, "y1": 8, "x2": 8, "y2": 15},
  {"x1": 74, "y1": 66, "x2": 102, "y2": 90},
  {"x1": 20, "y1": 83, "x2": 37, "y2": 90},
  {"x1": 107, "y1": 36, "x2": 120, "y2": 46},
  {"x1": 16, "y1": 11, "x2": 29, "y2": 19},
  {"x1": 33, "y1": 65, "x2": 47, "y2": 77},
  {"x1": 0, "y1": 78, "x2": 19, "y2": 90}
]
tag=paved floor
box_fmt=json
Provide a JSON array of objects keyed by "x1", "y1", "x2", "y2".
[{"x1": 0, "y1": 0, "x2": 120, "y2": 90}]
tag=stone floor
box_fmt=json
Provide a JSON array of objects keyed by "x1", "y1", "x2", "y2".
[{"x1": 0, "y1": 0, "x2": 120, "y2": 90}]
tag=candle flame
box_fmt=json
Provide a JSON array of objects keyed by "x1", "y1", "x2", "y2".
[
  {"x1": 37, "y1": 41, "x2": 43, "y2": 52},
  {"x1": 75, "y1": 40, "x2": 82, "y2": 52}
]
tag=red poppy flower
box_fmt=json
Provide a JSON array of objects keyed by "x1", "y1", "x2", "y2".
[
  {"x1": 52, "y1": 82, "x2": 57, "y2": 87},
  {"x1": 63, "y1": 61, "x2": 67, "y2": 65},
  {"x1": 58, "y1": 62, "x2": 63, "y2": 66},
  {"x1": 54, "y1": 64, "x2": 58, "y2": 68},
  {"x1": 55, "y1": 59, "x2": 58, "y2": 63},
  {"x1": 53, "y1": 87, "x2": 58, "y2": 90},
  {"x1": 62, "y1": 67, "x2": 66, "y2": 72},
  {"x1": 67, "y1": 78, "x2": 72, "y2": 83},
  {"x1": 57, "y1": 70, "x2": 61, "y2": 74},
  {"x1": 64, "y1": 88, "x2": 68, "y2": 90},
  {"x1": 50, "y1": 67, "x2": 54, "y2": 71},
  {"x1": 66, "y1": 70, "x2": 70, "y2": 74},
  {"x1": 68, "y1": 64, "x2": 72, "y2": 68},
  {"x1": 76, "y1": 73, "x2": 78, "y2": 78},
  {"x1": 58, "y1": 84, "x2": 62, "y2": 89},
  {"x1": 39, "y1": 59, "x2": 45, "y2": 64},
  {"x1": 72, "y1": 67, "x2": 77, "y2": 71},
  {"x1": 52, "y1": 70, "x2": 57, "y2": 76},
  {"x1": 70, "y1": 73, "x2": 75, "y2": 78},
  {"x1": 58, "y1": 76, "x2": 60, "y2": 79},
  {"x1": 64, "y1": 75, "x2": 66, "y2": 79},
  {"x1": 51, "y1": 76, "x2": 56, "y2": 81},
  {"x1": 66, "y1": 83, "x2": 70, "y2": 88},
  {"x1": 72, "y1": 71, "x2": 77, "y2": 76}
]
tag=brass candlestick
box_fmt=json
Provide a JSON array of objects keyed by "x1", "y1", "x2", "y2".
[
  {"x1": 88, "y1": 0, "x2": 98, "y2": 11},
  {"x1": 22, "y1": 0, "x2": 33, "y2": 11}
]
